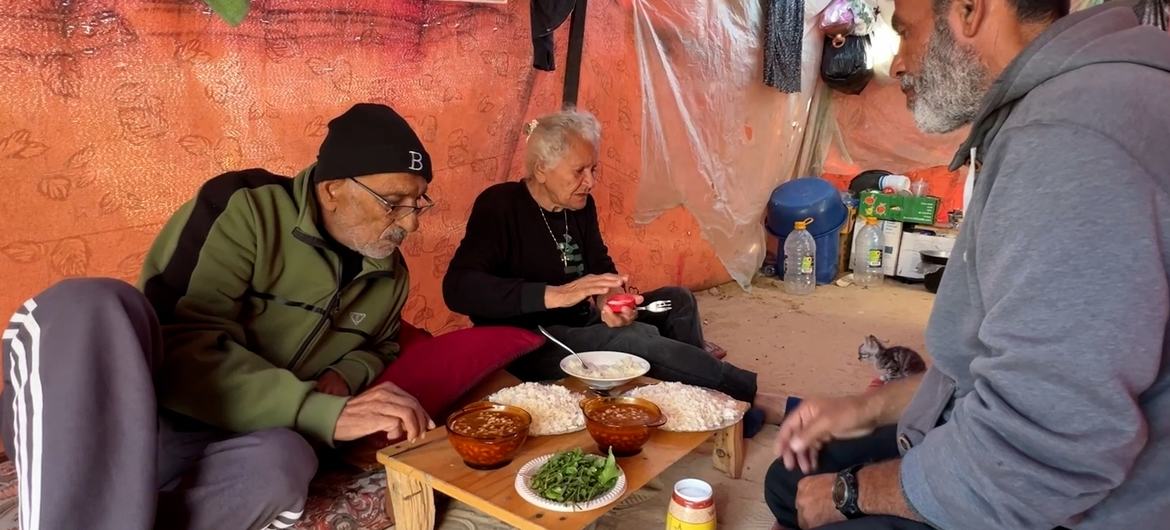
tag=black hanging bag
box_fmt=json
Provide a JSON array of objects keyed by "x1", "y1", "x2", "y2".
[{"x1": 821, "y1": 34, "x2": 873, "y2": 95}]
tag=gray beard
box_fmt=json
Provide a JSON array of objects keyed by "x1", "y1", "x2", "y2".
[
  {"x1": 902, "y1": 20, "x2": 990, "y2": 134},
  {"x1": 354, "y1": 226, "x2": 406, "y2": 260},
  {"x1": 358, "y1": 244, "x2": 398, "y2": 260}
]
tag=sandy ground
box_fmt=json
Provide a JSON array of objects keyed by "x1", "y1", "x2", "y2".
[
  {"x1": 700, "y1": 276, "x2": 936, "y2": 399},
  {"x1": 439, "y1": 278, "x2": 936, "y2": 530}
]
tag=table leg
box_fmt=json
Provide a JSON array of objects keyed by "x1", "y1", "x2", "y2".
[
  {"x1": 712, "y1": 420, "x2": 745, "y2": 479},
  {"x1": 384, "y1": 464, "x2": 436, "y2": 530}
]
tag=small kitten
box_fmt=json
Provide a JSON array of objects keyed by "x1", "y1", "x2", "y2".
[{"x1": 858, "y1": 335, "x2": 927, "y2": 382}]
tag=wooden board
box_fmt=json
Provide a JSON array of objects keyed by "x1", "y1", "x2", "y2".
[
  {"x1": 378, "y1": 374, "x2": 744, "y2": 530},
  {"x1": 381, "y1": 423, "x2": 710, "y2": 530}
]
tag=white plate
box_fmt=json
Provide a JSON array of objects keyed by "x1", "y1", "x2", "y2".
[
  {"x1": 624, "y1": 385, "x2": 750, "y2": 432},
  {"x1": 514, "y1": 453, "x2": 627, "y2": 512}
]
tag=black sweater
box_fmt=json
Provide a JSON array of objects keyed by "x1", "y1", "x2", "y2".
[{"x1": 443, "y1": 181, "x2": 618, "y2": 328}]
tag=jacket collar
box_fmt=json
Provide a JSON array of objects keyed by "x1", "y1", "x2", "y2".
[{"x1": 290, "y1": 164, "x2": 399, "y2": 276}]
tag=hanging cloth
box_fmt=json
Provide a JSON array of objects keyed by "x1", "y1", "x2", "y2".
[
  {"x1": 531, "y1": 0, "x2": 577, "y2": 71},
  {"x1": 763, "y1": 0, "x2": 805, "y2": 93}
]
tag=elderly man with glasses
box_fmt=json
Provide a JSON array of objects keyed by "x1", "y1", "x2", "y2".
[{"x1": 0, "y1": 103, "x2": 435, "y2": 530}]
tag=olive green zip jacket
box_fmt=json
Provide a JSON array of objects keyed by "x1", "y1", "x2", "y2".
[{"x1": 138, "y1": 165, "x2": 409, "y2": 444}]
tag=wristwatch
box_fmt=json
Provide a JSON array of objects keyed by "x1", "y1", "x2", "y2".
[{"x1": 833, "y1": 464, "x2": 864, "y2": 519}]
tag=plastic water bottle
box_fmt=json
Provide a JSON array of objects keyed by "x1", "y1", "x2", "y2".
[
  {"x1": 784, "y1": 218, "x2": 816, "y2": 296},
  {"x1": 853, "y1": 216, "x2": 884, "y2": 287}
]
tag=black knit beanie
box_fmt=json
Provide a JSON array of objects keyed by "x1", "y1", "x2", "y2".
[{"x1": 314, "y1": 103, "x2": 433, "y2": 183}]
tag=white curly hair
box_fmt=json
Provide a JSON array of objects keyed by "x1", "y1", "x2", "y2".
[{"x1": 523, "y1": 109, "x2": 601, "y2": 177}]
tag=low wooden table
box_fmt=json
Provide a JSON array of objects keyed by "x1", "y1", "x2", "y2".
[{"x1": 377, "y1": 373, "x2": 745, "y2": 530}]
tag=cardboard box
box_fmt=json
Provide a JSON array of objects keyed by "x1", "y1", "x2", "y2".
[
  {"x1": 850, "y1": 218, "x2": 903, "y2": 277},
  {"x1": 858, "y1": 191, "x2": 898, "y2": 220},
  {"x1": 858, "y1": 191, "x2": 940, "y2": 225},
  {"x1": 896, "y1": 230, "x2": 957, "y2": 279},
  {"x1": 901, "y1": 196, "x2": 940, "y2": 224}
]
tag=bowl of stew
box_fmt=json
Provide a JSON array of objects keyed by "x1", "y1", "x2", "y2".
[
  {"x1": 446, "y1": 401, "x2": 532, "y2": 470},
  {"x1": 580, "y1": 396, "x2": 667, "y2": 457}
]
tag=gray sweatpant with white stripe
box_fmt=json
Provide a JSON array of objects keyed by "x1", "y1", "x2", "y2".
[{"x1": 1, "y1": 278, "x2": 317, "y2": 530}]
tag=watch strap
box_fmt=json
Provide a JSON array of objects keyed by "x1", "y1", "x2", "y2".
[{"x1": 835, "y1": 464, "x2": 864, "y2": 519}]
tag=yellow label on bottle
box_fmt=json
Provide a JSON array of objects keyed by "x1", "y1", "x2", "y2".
[
  {"x1": 666, "y1": 513, "x2": 716, "y2": 530},
  {"x1": 799, "y1": 256, "x2": 814, "y2": 274},
  {"x1": 867, "y1": 248, "x2": 883, "y2": 267}
]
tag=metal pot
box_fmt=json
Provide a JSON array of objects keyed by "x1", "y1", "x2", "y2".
[
  {"x1": 920, "y1": 250, "x2": 950, "y2": 294},
  {"x1": 920, "y1": 249, "x2": 951, "y2": 265}
]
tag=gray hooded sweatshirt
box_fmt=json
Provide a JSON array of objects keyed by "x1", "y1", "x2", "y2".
[{"x1": 896, "y1": 3, "x2": 1170, "y2": 529}]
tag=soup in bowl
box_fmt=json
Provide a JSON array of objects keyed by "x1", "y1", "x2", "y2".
[
  {"x1": 580, "y1": 396, "x2": 667, "y2": 457},
  {"x1": 446, "y1": 401, "x2": 532, "y2": 470}
]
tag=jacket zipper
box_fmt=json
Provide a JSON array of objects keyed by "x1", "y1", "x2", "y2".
[
  {"x1": 288, "y1": 262, "x2": 343, "y2": 370},
  {"x1": 285, "y1": 261, "x2": 397, "y2": 371}
]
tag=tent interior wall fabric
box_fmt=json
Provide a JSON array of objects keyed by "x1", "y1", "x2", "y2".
[{"x1": 0, "y1": 0, "x2": 730, "y2": 332}]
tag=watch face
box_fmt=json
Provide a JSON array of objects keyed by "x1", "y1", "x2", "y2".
[{"x1": 832, "y1": 477, "x2": 846, "y2": 506}]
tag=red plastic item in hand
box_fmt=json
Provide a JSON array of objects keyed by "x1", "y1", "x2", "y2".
[{"x1": 605, "y1": 294, "x2": 637, "y2": 313}]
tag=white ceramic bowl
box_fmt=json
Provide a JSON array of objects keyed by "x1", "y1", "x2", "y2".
[{"x1": 559, "y1": 351, "x2": 651, "y2": 390}]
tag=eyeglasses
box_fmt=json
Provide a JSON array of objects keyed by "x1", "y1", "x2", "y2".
[{"x1": 349, "y1": 178, "x2": 435, "y2": 219}]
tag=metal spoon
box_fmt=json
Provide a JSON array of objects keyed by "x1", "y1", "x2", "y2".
[{"x1": 537, "y1": 325, "x2": 592, "y2": 371}]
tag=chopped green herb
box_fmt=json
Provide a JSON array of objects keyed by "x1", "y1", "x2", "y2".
[{"x1": 530, "y1": 448, "x2": 620, "y2": 503}]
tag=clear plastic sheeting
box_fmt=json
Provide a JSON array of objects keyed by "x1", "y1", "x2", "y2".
[
  {"x1": 825, "y1": 79, "x2": 969, "y2": 174},
  {"x1": 822, "y1": 0, "x2": 1131, "y2": 175},
  {"x1": 632, "y1": 0, "x2": 830, "y2": 289},
  {"x1": 823, "y1": 0, "x2": 967, "y2": 174}
]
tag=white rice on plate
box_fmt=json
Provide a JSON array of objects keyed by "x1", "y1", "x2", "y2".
[
  {"x1": 488, "y1": 383, "x2": 586, "y2": 435},
  {"x1": 626, "y1": 382, "x2": 743, "y2": 431},
  {"x1": 563, "y1": 357, "x2": 645, "y2": 379}
]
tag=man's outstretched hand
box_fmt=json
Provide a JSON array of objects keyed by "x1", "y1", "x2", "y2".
[{"x1": 332, "y1": 382, "x2": 435, "y2": 443}]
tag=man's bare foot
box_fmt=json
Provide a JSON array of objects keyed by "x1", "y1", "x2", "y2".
[{"x1": 753, "y1": 392, "x2": 788, "y2": 425}]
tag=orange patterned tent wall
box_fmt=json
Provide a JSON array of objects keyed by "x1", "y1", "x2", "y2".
[{"x1": 0, "y1": 0, "x2": 730, "y2": 335}]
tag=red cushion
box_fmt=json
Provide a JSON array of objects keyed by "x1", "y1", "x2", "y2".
[
  {"x1": 398, "y1": 320, "x2": 434, "y2": 344},
  {"x1": 374, "y1": 325, "x2": 545, "y2": 417}
]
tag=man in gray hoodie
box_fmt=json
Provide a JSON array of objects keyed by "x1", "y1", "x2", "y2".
[{"x1": 765, "y1": 0, "x2": 1170, "y2": 529}]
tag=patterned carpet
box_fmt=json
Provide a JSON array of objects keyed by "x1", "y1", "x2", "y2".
[
  {"x1": 0, "y1": 452, "x2": 668, "y2": 530},
  {"x1": 296, "y1": 457, "x2": 667, "y2": 530}
]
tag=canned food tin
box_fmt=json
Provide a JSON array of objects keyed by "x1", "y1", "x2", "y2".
[{"x1": 665, "y1": 479, "x2": 716, "y2": 530}]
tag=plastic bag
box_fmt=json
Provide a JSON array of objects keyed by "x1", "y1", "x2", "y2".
[
  {"x1": 819, "y1": 0, "x2": 879, "y2": 37},
  {"x1": 821, "y1": 35, "x2": 873, "y2": 94},
  {"x1": 632, "y1": 0, "x2": 826, "y2": 289},
  {"x1": 818, "y1": 0, "x2": 855, "y2": 36},
  {"x1": 847, "y1": 0, "x2": 879, "y2": 36}
]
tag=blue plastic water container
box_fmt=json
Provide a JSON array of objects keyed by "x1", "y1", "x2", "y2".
[
  {"x1": 766, "y1": 178, "x2": 848, "y2": 285},
  {"x1": 766, "y1": 178, "x2": 848, "y2": 238}
]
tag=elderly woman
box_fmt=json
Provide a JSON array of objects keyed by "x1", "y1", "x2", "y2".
[{"x1": 443, "y1": 109, "x2": 785, "y2": 424}]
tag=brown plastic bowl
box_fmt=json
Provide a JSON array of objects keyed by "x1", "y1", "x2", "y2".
[
  {"x1": 581, "y1": 396, "x2": 667, "y2": 457},
  {"x1": 446, "y1": 401, "x2": 532, "y2": 470}
]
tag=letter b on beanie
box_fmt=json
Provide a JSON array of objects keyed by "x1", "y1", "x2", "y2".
[{"x1": 314, "y1": 103, "x2": 433, "y2": 183}]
